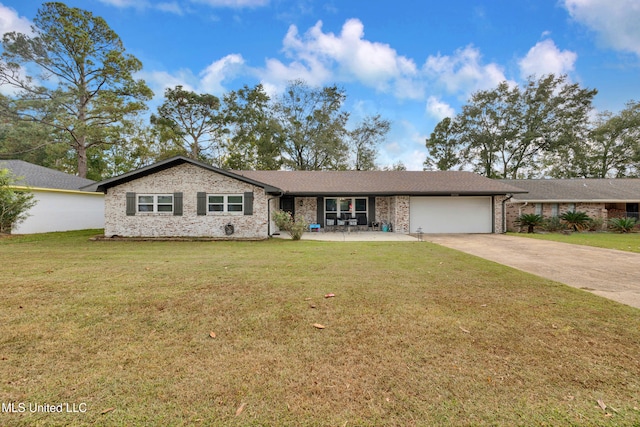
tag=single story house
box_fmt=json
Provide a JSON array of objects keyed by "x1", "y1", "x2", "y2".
[
  {"x1": 91, "y1": 156, "x2": 526, "y2": 238},
  {"x1": 501, "y1": 178, "x2": 640, "y2": 231},
  {"x1": 1, "y1": 160, "x2": 104, "y2": 234}
]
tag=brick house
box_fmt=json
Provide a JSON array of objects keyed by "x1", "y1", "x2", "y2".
[
  {"x1": 92, "y1": 156, "x2": 525, "y2": 238},
  {"x1": 501, "y1": 179, "x2": 640, "y2": 232}
]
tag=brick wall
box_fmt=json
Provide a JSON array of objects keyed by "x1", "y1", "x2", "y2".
[
  {"x1": 294, "y1": 197, "x2": 318, "y2": 225},
  {"x1": 505, "y1": 201, "x2": 607, "y2": 232},
  {"x1": 105, "y1": 163, "x2": 270, "y2": 238}
]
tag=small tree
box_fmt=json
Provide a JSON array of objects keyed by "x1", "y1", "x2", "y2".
[
  {"x1": 0, "y1": 169, "x2": 36, "y2": 233},
  {"x1": 272, "y1": 210, "x2": 308, "y2": 240},
  {"x1": 516, "y1": 213, "x2": 544, "y2": 233},
  {"x1": 560, "y1": 211, "x2": 591, "y2": 232}
]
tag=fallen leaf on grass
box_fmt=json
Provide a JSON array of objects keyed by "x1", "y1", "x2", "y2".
[
  {"x1": 209, "y1": 331, "x2": 216, "y2": 339},
  {"x1": 597, "y1": 399, "x2": 607, "y2": 411},
  {"x1": 101, "y1": 407, "x2": 115, "y2": 415},
  {"x1": 459, "y1": 326, "x2": 470, "y2": 334},
  {"x1": 309, "y1": 304, "x2": 316, "y2": 309},
  {"x1": 313, "y1": 323, "x2": 326, "y2": 329},
  {"x1": 235, "y1": 402, "x2": 246, "y2": 416},
  {"x1": 324, "y1": 293, "x2": 335, "y2": 298}
]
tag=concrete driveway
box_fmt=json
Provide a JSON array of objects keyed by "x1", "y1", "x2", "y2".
[{"x1": 425, "y1": 234, "x2": 640, "y2": 309}]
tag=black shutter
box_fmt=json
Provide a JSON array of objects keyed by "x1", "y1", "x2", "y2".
[
  {"x1": 317, "y1": 197, "x2": 324, "y2": 227},
  {"x1": 173, "y1": 192, "x2": 183, "y2": 216},
  {"x1": 244, "y1": 192, "x2": 254, "y2": 215},
  {"x1": 368, "y1": 196, "x2": 376, "y2": 225},
  {"x1": 126, "y1": 192, "x2": 136, "y2": 216},
  {"x1": 197, "y1": 192, "x2": 206, "y2": 216}
]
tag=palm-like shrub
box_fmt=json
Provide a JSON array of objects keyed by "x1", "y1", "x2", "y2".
[
  {"x1": 517, "y1": 213, "x2": 544, "y2": 233},
  {"x1": 608, "y1": 217, "x2": 638, "y2": 233},
  {"x1": 559, "y1": 211, "x2": 591, "y2": 232}
]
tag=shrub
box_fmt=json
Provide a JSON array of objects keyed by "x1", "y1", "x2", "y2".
[
  {"x1": 559, "y1": 211, "x2": 591, "y2": 232},
  {"x1": 608, "y1": 217, "x2": 638, "y2": 233},
  {"x1": 586, "y1": 217, "x2": 604, "y2": 232},
  {"x1": 516, "y1": 213, "x2": 544, "y2": 233},
  {"x1": 0, "y1": 169, "x2": 37, "y2": 234},
  {"x1": 542, "y1": 216, "x2": 567, "y2": 232},
  {"x1": 272, "y1": 210, "x2": 308, "y2": 240}
]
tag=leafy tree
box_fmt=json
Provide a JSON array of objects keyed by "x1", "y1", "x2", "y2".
[
  {"x1": 383, "y1": 161, "x2": 407, "y2": 171},
  {"x1": 222, "y1": 84, "x2": 283, "y2": 170},
  {"x1": 550, "y1": 100, "x2": 640, "y2": 178},
  {"x1": 273, "y1": 80, "x2": 349, "y2": 170},
  {"x1": 0, "y1": 2, "x2": 152, "y2": 178},
  {"x1": 424, "y1": 117, "x2": 464, "y2": 171},
  {"x1": 151, "y1": 85, "x2": 226, "y2": 164},
  {"x1": 348, "y1": 114, "x2": 391, "y2": 170},
  {"x1": 425, "y1": 75, "x2": 596, "y2": 178},
  {"x1": 0, "y1": 168, "x2": 36, "y2": 233}
]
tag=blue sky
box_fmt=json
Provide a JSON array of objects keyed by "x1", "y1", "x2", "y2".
[{"x1": 1, "y1": 0, "x2": 639, "y2": 170}]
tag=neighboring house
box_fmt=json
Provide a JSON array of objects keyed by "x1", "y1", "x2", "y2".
[
  {"x1": 501, "y1": 179, "x2": 640, "y2": 231},
  {"x1": 92, "y1": 156, "x2": 525, "y2": 238},
  {"x1": 1, "y1": 160, "x2": 104, "y2": 234}
]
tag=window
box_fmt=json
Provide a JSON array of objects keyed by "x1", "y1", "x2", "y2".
[
  {"x1": 568, "y1": 203, "x2": 576, "y2": 212},
  {"x1": 551, "y1": 203, "x2": 559, "y2": 217},
  {"x1": 535, "y1": 203, "x2": 542, "y2": 216},
  {"x1": 137, "y1": 194, "x2": 173, "y2": 213},
  {"x1": 208, "y1": 194, "x2": 244, "y2": 214},
  {"x1": 324, "y1": 197, "x2": 368, "y2": 223}
]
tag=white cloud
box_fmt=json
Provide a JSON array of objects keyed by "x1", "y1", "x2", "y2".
[
  {"x1": 260, "y1": 19, "x2": 419, "y2": 97},
  {"x1": 97, "y1": 0, "x2": 150, "y2": 9},
  {"x1": 423, "y1": 45, "x2": 508, "y2": 97},
  {"x1": 563, "y1": 0, "x2": 640, "y2": 56},
  {"x1": 518, "y1": 39, "x2": 577, "y2": 78},
  {"x1": 190, "y1": 0, "x2": 269, "y2": 8},
  {"x1": 157, "y1": 2, "x2": 185, "y2": 15},
  {"x1": 0, "y1": 3, "x2": 32, "y2": 35},
  {"x1": 426, "y1": 96, "x2": 455, "y2": 120},
  {"x1": 199, "y1": 53, "x2": 245, "y2": 94}
]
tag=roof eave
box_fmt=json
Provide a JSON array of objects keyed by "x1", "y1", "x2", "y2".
[{"x1": 92, "y1": 156, "x2": 283, "y2": 193}]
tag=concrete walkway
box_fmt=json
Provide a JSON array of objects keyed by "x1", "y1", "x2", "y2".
[
  {"x1": 273, "y1": 231, "x2": 418, "y2": 242},
  {"x1": 425, "y1": 234, "x2": 640, "y2": 309}
]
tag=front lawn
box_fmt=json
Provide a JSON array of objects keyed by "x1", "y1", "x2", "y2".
[
  {"x1": 1, "y1": 230, "x2": 639, "y2": 426},
  {"x1": 509, "y1": 231, "x2": 640, "y2": 253}
]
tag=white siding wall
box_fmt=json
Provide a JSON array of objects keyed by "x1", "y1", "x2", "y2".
[{"x1": 12, "y1": 190, "x2": 104, "y2": 234}]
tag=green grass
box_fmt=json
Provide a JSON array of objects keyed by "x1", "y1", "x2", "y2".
[
  {"x1": 508, "y1": 231, "x2": 640, "y2": 253},
  {"x1": 1, "y1": 230, "x2": 640, "y2": 426}
]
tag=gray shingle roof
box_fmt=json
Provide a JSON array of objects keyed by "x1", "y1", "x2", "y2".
[
  {"x1": 91, "y1": 155, "x2": 525, "y2": 196},
  {"x1": 0, "y1": 160, "x2": 95, "y2": 191},
  {"x1": 501, "y1": 179, "x2": 640, "y2": 202},
  {"x1": 236, "y1": 170, "x2": 526, "y2": 196}
]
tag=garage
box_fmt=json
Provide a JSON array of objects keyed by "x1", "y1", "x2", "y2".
[{"x1": 409, "y1": 196, "x2": 493, "y2": 233}]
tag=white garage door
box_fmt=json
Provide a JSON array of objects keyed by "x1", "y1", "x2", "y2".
[{"x1": 409, "y1": 196, "x2": 493, "y2": 233}]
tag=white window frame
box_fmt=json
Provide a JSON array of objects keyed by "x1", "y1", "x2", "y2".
[
  {"x1": 551, "y1": 203, "x2": 559, "y2": 217},
  {"x1": 137, "y1": 194, "x2": 174, "y2": 214},
  {"x1": 535, "y1": 203, "x2": 543, "y2": 216},
  {"x1": 324, "y1": 197, "x2": 368, "y2": 222},
  {"x1": 208, "y1": 194, "x2": 244, "y2": 215}
]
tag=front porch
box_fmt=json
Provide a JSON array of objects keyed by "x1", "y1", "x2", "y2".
[{"x1": 272, "y1": 230, "x2": 418, "y2": 242}]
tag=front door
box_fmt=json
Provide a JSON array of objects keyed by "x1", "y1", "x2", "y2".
[{"x1": 280, "y1": 196, "x2": 295, "y2": 216}]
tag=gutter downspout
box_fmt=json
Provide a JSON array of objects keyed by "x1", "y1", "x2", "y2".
[
  {"x1": 501, "y1": 194, "x2": 514, "y2": 233},
  {"x1": 516, "y1": 201, "x2": 528, "y2": 233},
  {"x1": 267, "y1": 192, "x2": 284, "y2": 237}
]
